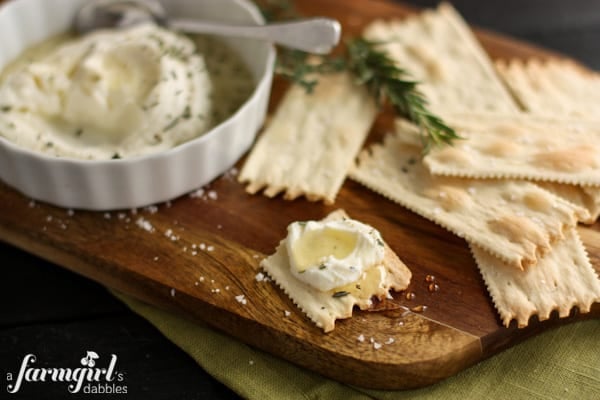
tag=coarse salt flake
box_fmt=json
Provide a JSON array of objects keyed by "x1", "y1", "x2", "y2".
[
  {"x1": 170, "y1": 288, "x2": 176, "y2": 297},
  {"x1": 136, "y1": 217, "x2": 155, "y2": 232},
  {"x1": 357, "y1": 334, "x2": 365, "y2": 342},
  {"x1": 255, "y1": 272, "x2": 266, "y2": 282},
  {"x1": 235, "y1": 294, "x2": 247, "y2": 305}
]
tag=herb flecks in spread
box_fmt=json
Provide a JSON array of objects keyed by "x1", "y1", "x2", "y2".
[
  {"x1": 0, "y1": 24, "x2": 253, "y2": 159},
  {"x1": 286, "y1": 218, "x2": 385, "y2": 291}
]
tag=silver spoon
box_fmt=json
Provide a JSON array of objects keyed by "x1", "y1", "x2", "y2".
[{"x1": 74, "y1": 0, "x2": 341, "y2": 54}]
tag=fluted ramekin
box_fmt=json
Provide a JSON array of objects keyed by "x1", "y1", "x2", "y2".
[{"x1": 0, "y1": 0, "x2": 274, "y2": 210}]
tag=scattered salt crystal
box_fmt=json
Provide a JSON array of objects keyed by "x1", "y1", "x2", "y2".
[
  {"x1": 235, "y1": 294, "x2": 247, "y2": 305},
  {"x1": 373, "y1": 342, "x2": 382, "y2": 350},
  {"x1": 136, "y1": 217, "x2": 155, "y2": 232},
  {"x1": 215, "y1": 289, "x2": 220, "y2": 293},
  {"x1": 208, "y1": 190, "x2": 218, "y2": 200},
  {"x1": 191, "y1": 251, "x2": 197, "y2": 256},
  {"x1": 369, "y1": 337, "x2": 375, "y2": 344},
  {"x1": 165, "y1": 201, "x2": 172, "y2": 208},
  {"x1": 225, "y1": 286, "x2": 230, "y2": 291},
  {"x1": 67, "y1": 209, "x2": 74, "y2": 217},
  {"x1": 183, "y1": 246, "x2": 187, "y2": 252},
  {"x1": 104, "y1": 212, "x2": 111, "y2": 219},
  {"x1": 42, "y1": 226, "x2": 47, "y2": 231},
  {"x1": 170, "y1": 288, "x2": 176, "y2": 297},
  {"x1": 255, "y1": 272, "x2": 265, "y2": 282},
  {"x1": 385, "y1": 338, "x2": 395, "y2": 345},
  {"x1": 130, "y1": 208, "x2": 138, "y2": 215},
  {"x1": 153, "y1": 256, "x2": 159, "y2": 261},
  {"x1": 249, "y1": 360, "x2": 254, "y2": 366},
  {"x1": 28, "y1": 200, "x2": 36, "y2": 208},
  {"x1": 206, "y1": 245, "x2": 214, "y2": 252},
  {"x1": 199, "y1": 276, "x2": 205, "y2": 282},
  {"x1": 357, "y1": 334, "x2": 365, "y2": 342},
  {"x1": 210, "y1": 279, "x2": 215, "y2": 283},
  {"x1": 165, "y1": 229, "x2": 173, "y2": 237},
  {"x1": 118, "y1": 213, "x2": 126, "y2": 220},
  {"x1": 194, "y1": 282, "x2": 199, "y2": 286},
  {"x1": 60, "y1": 224, "x2": 67, "y2": 230},
  {"x1": 284, "y1": 310, "x2": 291, "y2": 317},
  {"x1": 199, "y1": 243, "x2": 206, "y2": 250},
  {"x1": 192, "y1": 244, "x2": 197, "y2": 249},
  {"x1": 190, "y1": 188, "x2": 205, "y2": 198},
  {"x1": 145, "y1": 205, "x2": 158, "y2": 214},
  {"x1": 46, "y1": 215, "x2": 53, "y2": 222},
  {"x1": 398, "y1": 321, "x2": 405, "y2": 326}
]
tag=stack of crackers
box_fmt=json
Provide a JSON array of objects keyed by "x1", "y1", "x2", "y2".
[{"x1": 241, "y1": 3, "x2": 600, "y2": 328}]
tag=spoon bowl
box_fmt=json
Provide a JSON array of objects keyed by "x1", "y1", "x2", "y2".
[{"x1": 75, "y1": 0, "x2": 341, "y2": 54}]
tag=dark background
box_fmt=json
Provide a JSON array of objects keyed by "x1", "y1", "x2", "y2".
[{"x1": 1, "y1": 0, "x2": 599, "y2": 399}]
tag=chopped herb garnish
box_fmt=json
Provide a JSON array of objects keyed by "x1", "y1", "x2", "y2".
[
  {"x1": 318, "y1": 264, "x2": 327, "y2": 270},
  {"x1": 182, "y1": 105, "x2": 191, "y2": 119},
  {"x1": 1, "y1": 106, "x2": 11, "y2": 112},
  {"x1": 75, "y1": 128, "x2": 83, "y2": 137},
  {"x1": 46, "y1": 141, "x2": 53, "y2": 148},
  {"x1": 376, "y1": 239, "x2": 385, "y2": 247},
  {"x1": 332, "y1": 291, "x2": 350, "y2": 298},
  {"x1": 162, "y1": 117, "x2": 180, "y2": 132},
  {"x1": 111, "y1": 153, "x2": 121, "y2": 160}
]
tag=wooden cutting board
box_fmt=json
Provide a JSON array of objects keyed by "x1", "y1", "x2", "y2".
[{"x1": 0, "y1": 0, "x2": 598, "y2": 390}]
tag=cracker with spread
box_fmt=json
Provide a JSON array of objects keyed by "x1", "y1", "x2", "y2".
[{"x1": 260, "y1": 210, "x2": 411, "y2": 332}]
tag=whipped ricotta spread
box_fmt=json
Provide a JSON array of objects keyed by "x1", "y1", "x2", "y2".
[
  {"x1": 0, "y1": 24, "x2": 253, "y2": 159},
  {"x1": 285, "y1": 218, "x2": 386, "y2": 291}
]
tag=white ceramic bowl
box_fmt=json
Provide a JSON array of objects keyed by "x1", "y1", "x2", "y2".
[{"x1": 0, "y1": 0, "x2": 274, "y2": 210}]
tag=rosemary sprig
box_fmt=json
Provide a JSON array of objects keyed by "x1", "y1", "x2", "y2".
[
  {"x1": 345, "y1": 38, "x2": 461, "y2": 152},
  {"x1": 257, "y1": 0, "x2": 460, "y2": 152}
]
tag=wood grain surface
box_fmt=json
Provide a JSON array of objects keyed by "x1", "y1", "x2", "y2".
[{"x1": 0, "y1": 0, "x2": 599, "y2": 390}]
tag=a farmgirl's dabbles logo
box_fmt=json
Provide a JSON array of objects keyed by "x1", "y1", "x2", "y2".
[{"x1": 6, "y1": 351, "x2": 127, "y2": 394}]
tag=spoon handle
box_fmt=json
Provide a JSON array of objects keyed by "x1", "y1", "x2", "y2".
[{"x1": 168, "y1": 18, "x2": 341, "y2": 54}]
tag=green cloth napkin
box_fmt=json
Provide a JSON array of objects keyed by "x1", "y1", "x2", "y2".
[{"x1": 113, "y1": 292, "x2": 599, "y2": 400}]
